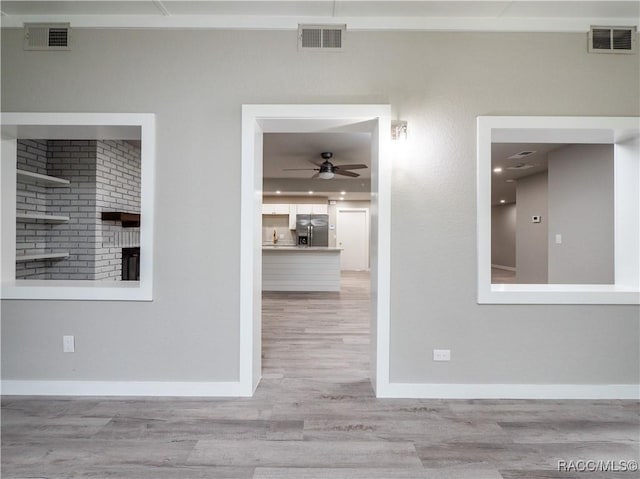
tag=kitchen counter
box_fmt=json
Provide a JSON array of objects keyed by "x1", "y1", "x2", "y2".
[
  {"x1": 262, "y1": 245, "x2": 342, "y2": 251},
  {"x1": 262, "y1": 246, "x2": 341, "y2": 292}
]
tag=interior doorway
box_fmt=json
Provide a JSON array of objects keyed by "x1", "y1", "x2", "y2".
[
  {"x1": 337, "y1": 208, "x2": 370, "y2": 271},
  {"x1": 240, "y1": 104, "x2": 392, "y2": 397}
]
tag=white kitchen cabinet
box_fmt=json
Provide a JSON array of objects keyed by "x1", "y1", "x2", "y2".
[
  {"x1": 311, "y1": 203, "x2": 328, "y2": 214},
  {"x1": 295, "y1": 203, "x2": 328, "y2": 215},
  {"x1": 288, "y1": 204, "x2": 297, "y2": 230},
  {"x1": 262, "y1": 204, "x2": 290, "y2": 215}
]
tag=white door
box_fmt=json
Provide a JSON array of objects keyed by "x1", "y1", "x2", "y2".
[{"x1": 337, "y1": 209, "x2": 369, "y2": 271}]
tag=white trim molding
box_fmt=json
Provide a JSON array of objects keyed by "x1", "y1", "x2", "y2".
[
  {"x1": 2, "y1": 379, "x2": 636, "y2": 400},
  {"x1": 382, "y1": 382, "x2": 640, "y2": 400},
  {"x1": 1, "y1": 380, "x2": 249, "y2": 397},
  {"x1": 0, "y1": 112, "x2": 155, "y2": 301},
  {"x1": 241, "y1": 104, "x2": 392, "y2": 398},
  {"x1": 477, "y1": 115, "x2": 640, "y2": 305}
]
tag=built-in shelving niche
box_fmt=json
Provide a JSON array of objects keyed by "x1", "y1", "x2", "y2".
[
  {"x1": 15, "y1": 168, "x2": 71, "y2": 271},
  {"x1": 17, "y1": 169, "x2": 70, "y2": 187}
]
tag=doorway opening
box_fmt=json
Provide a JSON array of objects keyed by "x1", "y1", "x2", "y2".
[
  {"x1": 240, "y1": 105, "x2": 392, "y2": 397},
  {"x1": 337, "y1": 208, "x2": 370, "y2": 271}
]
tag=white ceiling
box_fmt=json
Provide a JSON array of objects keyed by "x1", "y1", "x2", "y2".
[
  {"x1": 263, "y1": 131, "x2": 372, "y2": 200},
  {"x1": 1, "y1": 1, "x2": 638, "y2": 31},
  {"x1": 263, "y1": 132, "x2": 371, "y2": 179},
  {"x1": 491, "y1": 142, "x2": 564, "y2": 205}
]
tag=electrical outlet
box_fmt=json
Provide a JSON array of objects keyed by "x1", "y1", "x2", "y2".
[
  {"x1": 433, "y1": 349, "x2": 451, "y2": 361},
  {"x1": 63, "y1": 335, "x2": 75, "y2": 353}
]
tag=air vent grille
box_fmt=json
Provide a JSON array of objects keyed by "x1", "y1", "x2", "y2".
[
  {"x1": 24, "y1": 23, "x2": 71, "y2": 50},
  {"x1": 298, "y1": 24, "x2": 345, "y2": 51},
  {"x1": 589, "y1": 26, "x2": 636, "y2": 54},
  {"x1": 508, "y1": 151, "x2": 536, "y2": 160}
]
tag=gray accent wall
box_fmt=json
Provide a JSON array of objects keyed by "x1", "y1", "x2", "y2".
[
  {"x1": 547, "y1": 144, "x2": 614, "y2": 284},
  {"x1": 491, "y1": 203, "x2": 516, "y2": 269},
  {"x1": 515, "y1": 172, "x2": 548, "y2": 284},
  {"x1": 1, "y1": 29, "x2": 638, "y2": 386}
]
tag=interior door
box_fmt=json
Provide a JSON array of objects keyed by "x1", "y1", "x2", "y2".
[{"x1": 337, "y1": 209, "x2": 369, "y2": 271}]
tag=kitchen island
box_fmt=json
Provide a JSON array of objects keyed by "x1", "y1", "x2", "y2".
[{"x1": 262, "y1": 246, "x2": 342, "y2": 292}]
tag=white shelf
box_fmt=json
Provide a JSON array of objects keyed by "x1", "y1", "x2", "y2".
[
  {"x1": 16, "y1": 213, "x2": 70, "y2": 223},
  {"x1": 16, "y1": 253, "x2": 69, "y2": 262},
  {"x1": 16, "y1": 169, "x2": 70, "y2": 187}
]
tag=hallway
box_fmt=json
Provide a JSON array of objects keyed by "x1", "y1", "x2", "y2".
[{"x1": 262, "y1": 270, "x2": 371, "y2": 382}]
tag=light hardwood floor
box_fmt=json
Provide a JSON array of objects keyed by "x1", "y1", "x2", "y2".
[{"x1": 2, "y1": 272, "x2": 638, "y2": 478}]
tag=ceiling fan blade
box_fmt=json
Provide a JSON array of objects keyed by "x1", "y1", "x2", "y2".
[
  {"x1": 334, "y1": 164, "x2": 368, "y2": 170},
  {"x1": 311, "y1": 172, "x2": 320, "y2": 179},
  {"x1": 334, "y1": 170, "x2": 360, "y2": 178},
  {"x1": 282, "y1": 168, "x2": 319, "y2": 171}
]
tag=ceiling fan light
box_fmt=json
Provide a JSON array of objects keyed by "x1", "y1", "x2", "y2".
[{"x1": 318, "y1": 171, "x2": 335, "y2": 179}]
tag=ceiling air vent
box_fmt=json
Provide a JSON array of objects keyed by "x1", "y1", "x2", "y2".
[
  {"x1": 24, "y1": 23, "x2": 71, "y2": 51},
  {"x1": 589, "y1": 26, "x2": 636, "y2": 54},
  {"x1": 506, "y1": 163, "x2": 537, "y2": 171},
  {"x1": 508, "y1": 151, "x2": 536, "y2": 160},
  {"x1": 298, "y1": 24, "x2": 345, "y2": 51}
]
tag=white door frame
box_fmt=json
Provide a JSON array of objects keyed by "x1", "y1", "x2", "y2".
[
  {"x1": 336, "y1": 207, "x2": 370, "y2": 271},
  {"x1": 240, "y1": 104, "x2": 392, "y2": 396}
]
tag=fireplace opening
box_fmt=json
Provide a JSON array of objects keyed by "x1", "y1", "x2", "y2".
[{"x1": 122, "y1": 247, "x2": 140, "y2": 281}]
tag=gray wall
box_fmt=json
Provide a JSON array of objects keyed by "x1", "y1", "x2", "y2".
[
  {"x1": 491, "y1": 203, "x2": 516, "y2": 269},
  {"x1": 515, "y1": 172, "x2": 548, "y2": 283},
  {"x1": 1, "y1": 29, "x2": 638, "y2": 386},
  {"x1": 547, "y1": 144, "x2": 614, "y2": 284}
]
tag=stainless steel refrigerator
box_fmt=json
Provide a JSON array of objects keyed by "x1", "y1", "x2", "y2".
[{"x1": 296, "y1": 214, "x2": 329, "y2": 246}]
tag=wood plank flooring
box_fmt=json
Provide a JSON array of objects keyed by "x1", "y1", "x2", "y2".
[{"x1": 2, "y1": 272, "x2": 639, "y2": 478}]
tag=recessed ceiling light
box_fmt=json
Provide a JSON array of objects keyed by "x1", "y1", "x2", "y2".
[
  {"x1": 500, "y1": 199, "x2": 506, "y2": 204},
  {"x1": 505, "y1": 179, "x2": 515, "y2": 183},
  {"x1": 340, "y1": 191, "x2": 346, "y2": 195},
  {"x1": 493, "y1": 167, "x2": 503, "y2": 173},
  {"x1": 340, "y1": 197, "x2": 345, "y2": 201},
  {"x1": 276, "y1": 190, "x2": 281, "y2": 194},
  {"x1": 308, "y1": 191, "x2": 313, "y2": 195}
]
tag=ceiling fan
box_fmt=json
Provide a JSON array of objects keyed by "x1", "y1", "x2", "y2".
[{"x1": 283, "y1": 152, "x2": 368, "y2": 179}]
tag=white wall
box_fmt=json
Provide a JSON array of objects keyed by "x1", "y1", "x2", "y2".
[
  {"x1": 1, "y1": 29, "x2": 638, "y2": 387},
  {"x1": 547, "y1": 144, "x2": 614, "y2": 284},
  {"x1": 491, "y1": 203, "x2": 516, "y2": 269},
  {"x1": 515, "y1": 172, "x2": 548, "y2": 283}
]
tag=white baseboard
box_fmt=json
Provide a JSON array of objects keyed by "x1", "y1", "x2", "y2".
[
  {"x1": 491, "y1": 264, "x2": 516, "y2": 272},
  {"x1": 380, "y1": 382, "x2": 640, "y2": 400},
  {"x1": 3, "y1": 380, "x2": 638, "y2": 400},
  {"x1": 1, "y1": 380, "x2": 251, "y2": 397}
]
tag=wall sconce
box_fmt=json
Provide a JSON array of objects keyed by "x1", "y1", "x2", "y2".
[{"x1": 391, "y1": 121, "x2": 408, "y2": 140}]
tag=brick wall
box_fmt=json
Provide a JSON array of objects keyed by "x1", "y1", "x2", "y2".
[
  {"x1": 14, "y1": 139, "x2": 141, "y2": 281},
  {"x1": 95, "y1": 140, "x2": 141, "y2": 280},
  {"x1": 45, "y1": 140, "x2": 99, "y2": 280},
  {"x1": 15, "y1": 140, "x2": 51, "y2": 279}
]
